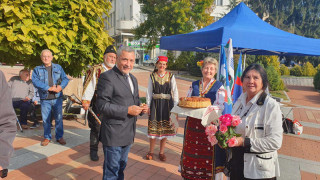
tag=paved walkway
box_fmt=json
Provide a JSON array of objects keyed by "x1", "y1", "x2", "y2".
[{"x1": 1, "y1": 65, "x2": 320, "y2": 180}]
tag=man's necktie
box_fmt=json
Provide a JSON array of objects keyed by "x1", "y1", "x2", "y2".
[{"x1": 124, "y1": 74, "x2": 133, "y2": 94}]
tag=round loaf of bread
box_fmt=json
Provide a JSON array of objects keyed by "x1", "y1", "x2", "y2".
[{"x1": 178, "y1": 97, "x2": 211, "y2": 108}]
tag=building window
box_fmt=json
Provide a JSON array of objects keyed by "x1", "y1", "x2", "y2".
[
  {"x1": 130, "y1": 5, "x2": 133, "y2": 21},
  {"x1": 216, "y1": 0, "x2": 223, "y2": 6}
]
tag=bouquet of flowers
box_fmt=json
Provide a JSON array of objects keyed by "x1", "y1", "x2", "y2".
[{"x1": 205, "y1": 114, "x2": 242, "y2": 148}]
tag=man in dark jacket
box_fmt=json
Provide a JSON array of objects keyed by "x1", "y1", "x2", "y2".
[{"x1": 96, "y1": 46, "x2": 148, "y2": 180}]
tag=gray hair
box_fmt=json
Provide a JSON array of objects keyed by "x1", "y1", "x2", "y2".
[
  {"x1": 40, "y1": 49, "x2": 53, "y2": 57},
  {"x1": 117, "y1": 46, "x2": 135, "y2": 58},
  {"x1": 202, "y1": 57, "x2": 218, "y2": 71}
]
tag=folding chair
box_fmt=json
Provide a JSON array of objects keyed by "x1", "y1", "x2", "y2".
[{"x1": 16, "y1": 117, "x2": 23, "y2": 132}]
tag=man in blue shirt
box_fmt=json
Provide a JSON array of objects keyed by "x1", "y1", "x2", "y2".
[{"x1": 32, "y1": 49, "x2": 69, "y2": 146}]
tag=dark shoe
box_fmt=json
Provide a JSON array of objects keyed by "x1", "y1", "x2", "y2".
[
  {"x1": 159, "y1": 153, "x2": 166, "y2": 162},
  {"x1": 146, "y1": 152, "x2": 154, "y2": 160},
  {"x1": 41, "y1": 139, "x2": 51, "y2": 146},
  {"x1": 90, "y1": 151, "x2": 99, "y2": 161},
  {"x1": 30, "y1": 123, "x2": 40, "y2": 129},
  {"x1": 56, "y1": 138, "x2": 66, "y2": 145},
  {"x1": 21, "y1": 125, "x2": 29, "y2": 129}
]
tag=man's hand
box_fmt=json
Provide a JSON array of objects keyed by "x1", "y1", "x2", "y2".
[
  {"x1": 140, "y1": 103, "x2": 149, "y2": 114},
  {"x1": 48, "y1": 86, "x2": 55, "y2": 92},
  {"x1": 54, "y1": 85, "x2": 62, "y2": 93},
  {"x1": 33, "y1": 101, "x2": 38, "y2": 105},
  {"x1": 128, "y1": 105, "x2": 143, "y2": 116},
  {"x1": 23, "y1": 97, "x2": 30, "y2": 101},
  {"x1": 82, "y1": 100, "x2": 91, "y2": 111}
]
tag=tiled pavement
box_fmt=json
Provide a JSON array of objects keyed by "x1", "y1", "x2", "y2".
[{"x1": 1, "y1": 65, "x2": 320, "y2": 180}]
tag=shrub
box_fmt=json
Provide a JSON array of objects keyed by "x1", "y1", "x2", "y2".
[
  {"x1": 256, "y1": 55, "x2": 280, "y2": 73},
  {"x1": 266, "y1": 66, "x2": 283, "y2": 91},
  {"x1": 290, "y1": 65, "x2": 303, "y2": 76},
  {"x1": 316, "y1": 64, "x2": 320, "y2": 71},
  {"x1": 314, "y1": 70, "x2": 320, "y2": 90},
  {"x1": 302, "y1": 62, "x2": 317, "y2": 76},
  {"x1": 280, "y1": 64, "x2": 290, "y2": 75}
]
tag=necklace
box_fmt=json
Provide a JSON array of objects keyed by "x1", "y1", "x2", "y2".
[{"x1": 199, "y1": 79, "x2": 216, "y2": 97}]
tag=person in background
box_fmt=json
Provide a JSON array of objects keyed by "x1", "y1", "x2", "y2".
[
  {"x1": 0, "y1": 70, "x2": 17, "y2": 179},
  {"x1": 82, "y1": 45, "x2": 117, "y2": 161},
  {"x1": 32, "y1": 49, "x2": 69, "y2": 146},
  {"x1": 29, "y1": 87, "x2": 41, "y2": 129},
  {"x1": 8, "y1": 69, "x2": 34, "y2": 129},
  {"x1": 96, "y1": 46, "x2": 148, "y2": 180},
  {"x1": 145, "y1": 56, "x2": 179, "y2": 161},
  {"x1": 180, "y1": 57, "x2": 226, "y2": 180},
  {"x1": 229, "y1": 64, "x2": 283, "y2": 179}
]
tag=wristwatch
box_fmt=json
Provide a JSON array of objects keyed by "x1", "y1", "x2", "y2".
[{"x1": 0, "y1": 169, "x2": 8, "y2": 178}]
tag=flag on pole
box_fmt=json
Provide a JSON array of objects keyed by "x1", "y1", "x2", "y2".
[
  {"x1": 225, "y1": 39, "x2": 235, "y2": 95},
  {"x1": 232, "y1": 52, "x2": 243, "y2": 103},
  {"x1": 219, "y1": 45, "x2": 232, "y2": 114}
]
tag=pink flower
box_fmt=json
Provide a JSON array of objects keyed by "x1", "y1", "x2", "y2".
[
  {"x1": 227, "y1": 137, "x2": 238, "y2": 147},
  {"x1": 231, "y1": 116, "x2": 242, "y2": 127},
  {"x1": 205, "y1": 124, "x2": 218, "y2": 136},
  {"x1": 207, "y1": 134, "x2": 218, "y2": 146},
  {"x1": 219, "y1": 114, "x2": 232, "y2": 126},
  {"x1": 219, "y1": 125, "x2": 228, "y2": 134}
]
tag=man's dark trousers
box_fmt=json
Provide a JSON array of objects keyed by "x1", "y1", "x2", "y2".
[
  {"x1": 88, "y1": 95, "x2": 100, "y2": 154},
  {"x1": 13, "y1": 100, "x2": 32, "y2": 125}
]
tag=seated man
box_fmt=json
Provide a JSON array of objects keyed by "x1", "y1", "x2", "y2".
[
  {"x1": 30, "y1": 87, "x2": 40, "y2": 128},
  {"x1": 8, "y1": 69, "x2": 34, "y2": 129}
]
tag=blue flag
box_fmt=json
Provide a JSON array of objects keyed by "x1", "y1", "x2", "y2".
[
  {"x1": 232, "y1": 52, "x2": 243, "y2": 103},
  {"x1": 219, "y1": 45, "x2": 232, "y2": 114}
]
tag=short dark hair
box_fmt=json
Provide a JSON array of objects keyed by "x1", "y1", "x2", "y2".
[
  {"x1": 241, "y1": 63, "x2": 269, "y2": 90},
  {"x1": 19, "y1": 69, "x2": 30, "y2": 76}
]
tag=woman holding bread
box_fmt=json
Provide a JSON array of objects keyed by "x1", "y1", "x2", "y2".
[
  {"x1": 181, "y1": 57, "x2": 226, "y2": 180},
  {"x1": 145, "y1": 56, "x2": 179, "y2": 161}
]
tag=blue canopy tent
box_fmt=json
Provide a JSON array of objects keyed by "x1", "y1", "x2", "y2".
[{"x1": 160, "y1": 2, "x2": 320, "y2": 56}]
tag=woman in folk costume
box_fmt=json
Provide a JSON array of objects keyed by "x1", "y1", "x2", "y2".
[
  {"x1": 181, "y1": 57, "x2": 226, "y2": 180},
  {"x1": 145, "y1": 56, "x2": 179, "y2": 161}
]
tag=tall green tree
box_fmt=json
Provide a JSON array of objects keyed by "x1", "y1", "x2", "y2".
[
  {"x1": 0, "y1": 0, "x2": 113, "y2": 76},
  {"x1": 247, "y1": 0, "x2": 320, "y2": 65},
  {"x1": 134, "y1": 0, "x2": 214, "y2": 49}
]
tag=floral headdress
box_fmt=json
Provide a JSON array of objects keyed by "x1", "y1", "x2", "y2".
[{"x1": 197, "y1": 60, "x2": 203, "y2": 68}]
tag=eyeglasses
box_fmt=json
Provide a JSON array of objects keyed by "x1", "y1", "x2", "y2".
[{"x1": 42, "y1": 56, "x2": 52, "y2": 58}]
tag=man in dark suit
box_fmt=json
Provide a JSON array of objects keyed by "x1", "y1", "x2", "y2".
[{"x1": 96, "y1": 46, "x2": 148, "y2": 180}]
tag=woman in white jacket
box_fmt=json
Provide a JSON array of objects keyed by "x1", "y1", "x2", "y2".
[{"x1": 229, "y1": 64, "x2": 283, "y2": 179}]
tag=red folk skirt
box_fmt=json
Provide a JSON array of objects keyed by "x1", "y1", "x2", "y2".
[{"x1": 181, "y1": 117, "x2": 215, "y2": 180}]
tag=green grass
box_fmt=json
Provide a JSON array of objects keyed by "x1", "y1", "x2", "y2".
[
  {"x1": 180, "y1": 74, "x2": 201, "y2": 80},
  {"x1": 270, "y1": 91, "x2": 289, "y2": 101}
]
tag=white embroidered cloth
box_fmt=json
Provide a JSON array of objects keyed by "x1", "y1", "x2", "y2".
[{"x1": 170, "y1": 105, "x2": 222, "y2": 132}]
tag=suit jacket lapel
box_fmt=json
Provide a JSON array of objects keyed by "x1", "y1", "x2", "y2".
[{"x1": 129, "y1": 73, "x2": 137, "y2": 95}]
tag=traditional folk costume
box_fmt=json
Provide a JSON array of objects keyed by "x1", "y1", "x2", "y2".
[
  {"x1": 146, "y1": 61, "x2": 179, "y2": 140},
  {"x1": 82, "y1": 45, "x2": 116, "y2": 159},
  {"x1": 181, "y1": 78, "x2": 225, "y2": 180}
]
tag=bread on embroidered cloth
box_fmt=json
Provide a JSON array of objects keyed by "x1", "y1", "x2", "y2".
[{"x1": 178, "y1": 97, "x2": 211, "y2": 108}]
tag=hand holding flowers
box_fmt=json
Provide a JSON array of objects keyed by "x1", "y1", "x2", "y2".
[{"x1": 205, "y1": 114, "x2": 242, "y2": 148}]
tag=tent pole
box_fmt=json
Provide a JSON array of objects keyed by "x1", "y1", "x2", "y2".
[
  {"x1": 243, "y1": 52, "x2": 247, "y2": 70},
  {"x1": 217, "y1": 46, "x2": 221, "y2": 80}
]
